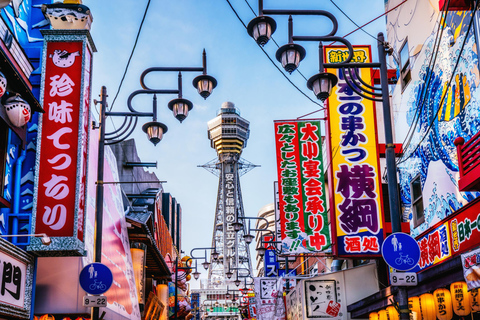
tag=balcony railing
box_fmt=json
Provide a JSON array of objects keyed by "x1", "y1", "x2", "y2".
[{"x1": 454, "y1": 132, "x2": 480, "y2": 191}]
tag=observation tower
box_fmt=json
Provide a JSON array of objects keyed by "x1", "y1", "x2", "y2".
[{"x1": 200, "y1": 101, "x2": 256, "y2": 288}]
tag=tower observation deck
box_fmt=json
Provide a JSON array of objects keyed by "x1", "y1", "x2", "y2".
[{"x1": 201, "y1": 102, "x2": 256, "y2": 289}]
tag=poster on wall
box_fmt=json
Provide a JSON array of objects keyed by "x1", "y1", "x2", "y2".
[
  {"x1": 274, "y1": 120, "x2": 331, "y2": 254},
  {"x1": 254, "y1": 277, "x2": 285, "y2": 320},
  {"x1": 461, "y1": 247, "x2": 480, "y2": 290},
  {"x1": 83, "y1": 129, "x2": 141, "y2": 320},
  {"x1": 325, "y1": 45, "x2": 385, "y2": 258}
]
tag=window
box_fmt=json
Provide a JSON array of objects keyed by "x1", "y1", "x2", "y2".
[
  {"x1": 399, "y1": 39, "x2": 411, "y2": 89},
  {"x1": 411, "y1": 175, "x2": 424, "y2": 227}
]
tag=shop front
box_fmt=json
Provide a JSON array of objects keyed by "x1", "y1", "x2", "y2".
[{"x1": 348, "y1": 197, "x2": 480, "y2": 319}]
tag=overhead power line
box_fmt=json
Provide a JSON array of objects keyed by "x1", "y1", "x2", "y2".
[{"x1": 109, "y1": 0, "x2": 152, "y2": 111}]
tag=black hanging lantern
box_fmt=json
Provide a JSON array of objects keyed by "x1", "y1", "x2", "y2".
[
  {"x1": 142, "y1": 121, "x2": 168, "y2": 146},
  {"x1": 168, "y1": 98, "x2": 193, "y2": 123},
  {"x1": 193, "y1": 74, "x2": 217, "y2": 99},
  {"x1": 247, "y1": 15, "x2": 277, "y2": 46},
  {"x1": 276, "y1": 43, "x2": 306, "y2": 74},
  {"x1": 306, "y1": 72, "x2": 338, "y2": 102}
]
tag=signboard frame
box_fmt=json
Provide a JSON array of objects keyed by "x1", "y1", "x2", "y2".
[
  {"x1": 274, "y1": 119, "x2": 331, "y2": 255},
  {"x1": 0, "y1": 238, "x2": 34, "y2": 319},
  {"x1": 29, "y1": 30, "x2": 96, "y2": 256}
]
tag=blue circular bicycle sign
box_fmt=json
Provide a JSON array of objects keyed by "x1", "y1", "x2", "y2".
[
  {"x1": 79, "y1": 263, "x2": 113, "y2": 295},
  {"x1": 381, "y1": 233, "x2": 420, "y2": 271}
]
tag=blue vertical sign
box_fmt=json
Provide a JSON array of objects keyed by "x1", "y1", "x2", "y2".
[{"x1": 265, "y1": 250, "x2": 279, "y2": 277}]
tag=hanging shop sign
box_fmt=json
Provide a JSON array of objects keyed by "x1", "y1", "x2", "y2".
[
  {"x1": 0, "y1": 238, "x2": 34, "y2": 319},
  {"x1": 470, "y1": 288, "x2": 480, "y2": 312},
  {"x1": 433, "y1": 288, "x2": 453, "y2": 320},
  {"x1": 264, "y1": 250, "x2": 279, "y2": 278},
  {"x1": 450, "y1": 281, "x2": 471, "y2": 316},
  {"x1": 274, "y1": 120, "x2": 330, "y2": 254},
  {"x1": 325, "y1": 45, "x2": 385, "y2": 258},
  {"x1": 30, "y1": 30, "x2": 95, "y2": 255}
]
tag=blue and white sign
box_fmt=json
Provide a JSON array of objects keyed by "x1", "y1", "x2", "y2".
[
  {"x1": 265, "y1": 250, "x2": 279, "y2": 277},
  {"x1": 381, "y1": 233, "x2": 420, "y2": 271},
  {"x1": 79, "y1": 263, "x2": 113, "y2": 295}
]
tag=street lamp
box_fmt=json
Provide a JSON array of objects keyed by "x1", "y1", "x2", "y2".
[
  {"x1": 247, "y1": 2, "x2": 405, "y2": 318},
  {"x1": 92, "y1": 53, "x2": 217, "y2": 320},
  {"x1": 190, "y1": 246, "x2": 218, "y2": 273}
]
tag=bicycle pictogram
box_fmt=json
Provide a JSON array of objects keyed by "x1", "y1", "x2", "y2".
[{"x1": 395, "y1": 253, "x2": 414, "y2": 266}]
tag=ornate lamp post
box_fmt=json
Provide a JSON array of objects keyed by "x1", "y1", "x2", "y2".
[
  {"x1": 246, "y1": 2, "x2": 406, "y2": 318},
  {"x1": 92, "y1": 53, "x2": 217, "y2": 320}
]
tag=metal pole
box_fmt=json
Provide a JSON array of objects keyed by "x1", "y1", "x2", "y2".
[
  {"x1": 377, "y1": 32, "x2": 408, "y2": 320},
  {"x1": 92, "y1": 86, "x2": 107, "y2": 320},
  {"x1": 285, "y1": 257, "x2": 290, "y2": 294}
]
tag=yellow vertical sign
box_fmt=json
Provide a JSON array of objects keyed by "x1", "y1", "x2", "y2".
[{"x1": 325, "y1": 46, "x2": 385, "y2": 257}]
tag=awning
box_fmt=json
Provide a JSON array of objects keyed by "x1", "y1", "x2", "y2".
[
  {"x1": 126, "y1": 208, "x2": 172, "y2": 281},
  {"x1": 0, "y1": 32, "x2": 42, "y2": 114}
]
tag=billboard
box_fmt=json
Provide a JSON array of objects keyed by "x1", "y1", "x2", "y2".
[
  {"x1": 325, "y1": 45, "x2": 385, "y2": 257},
  {"x1": 274, "y1": 120, "x2": 330, "y2": 254},
  {"x1": 30, "y1": 31, "x2": 94, "y2": 255}
]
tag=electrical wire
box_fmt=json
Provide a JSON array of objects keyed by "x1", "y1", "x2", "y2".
[
  {"x1": 109, "y1": 0, "x2": 152, "y2": 111},
  {"x1": 329, "y1": 0, "x2": 379, "y2": 42},
  {"x1": 225, "y1": 0, "x2": 325, "y2": 108},
  {"x1": 395, "y1": 7, "x2": 447, "y2": 164},
  {"x1": 397, "y1": 2, "x2": 477, "y2": 165}
]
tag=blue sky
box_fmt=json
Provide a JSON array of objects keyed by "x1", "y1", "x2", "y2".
[{"x1": 85, "y1": 0, "x2": 387, "y2": 279}]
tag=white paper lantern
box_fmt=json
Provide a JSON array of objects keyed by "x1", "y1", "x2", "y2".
[
  {"x1": 4, "y1": 95, "x2": 31, "y2": 127},
  {"x1": 0, "y1": 71, "x2": 7, "y2": 98}
]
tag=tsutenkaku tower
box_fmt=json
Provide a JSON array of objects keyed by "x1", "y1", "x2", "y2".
[{"x1": 200, "y1": 101, "x2": 256, "y2": 288}]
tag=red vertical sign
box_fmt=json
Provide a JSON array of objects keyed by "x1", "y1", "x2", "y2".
[{"x1": 36, "y1": 41, "x2": 87, "y2": 237}]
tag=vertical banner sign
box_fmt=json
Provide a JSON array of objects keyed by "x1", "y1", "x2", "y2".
[
  {"x1": 274, "y1": 120, "x2": 330, "y2": 254},
  {"x1": 264, "y1": 250, "x2": 279, "y2": 277},
  {"x1": 223, "y1": 165, "x2": 237, "y2": 269},
  {"x1": 325, "y1": 45, "x2": 385, "y2": 257},
  {"x1": 31, "y1": 31, "x2": 94, "y2": 255}
]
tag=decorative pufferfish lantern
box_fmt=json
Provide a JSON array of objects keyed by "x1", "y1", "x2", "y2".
[
  {"x1": 4, "y1": 94, "x2": 31, "y2": 127},
  {"x1": 0, "y1": 71, "x2": 6, "y2": 98}
]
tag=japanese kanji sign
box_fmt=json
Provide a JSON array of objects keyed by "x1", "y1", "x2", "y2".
[
  {"x1": 254, "y1": 277, "x2": 285, "y2": 320},
  {"x1": 325, "y1": 46, "x2": 385, "y2": 257},
  {"x1": 274, "y1": 120, "x2": 330, "y2": 254},
  {"x1": 304, "y1": 280, "x2": 341, "y2": 318},
  {"x1": 409, "y1": 196, "x2": 480, "y2": 273},
  {"x1": 223, "y1": 168, "x2": 237, "y2": 268},
  {"x1": 32, "y1": 32, "x2": 94, "y2": 255},
  {"x1": 264, "y1": 250, "x2": 278, "y2": 277},
  {"x1": 0, "y1": 238, "x2": 34, "y2": 319}
]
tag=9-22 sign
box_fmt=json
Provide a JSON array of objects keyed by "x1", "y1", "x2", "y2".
[
  {"x1": 83, "y1": 295, "x2": 107, "y2": 307},
  {"x1": 390, "y1": 272, "x2": 418, "y2": 286}
]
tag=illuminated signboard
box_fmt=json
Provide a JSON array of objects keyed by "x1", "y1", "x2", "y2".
[
  {"x1": 0, "y1": 239, "x2": 34, "y2": 319},
  {"x1": 30, "y1": 30, "x2": 94, "y2": 255},
  {"x1": 325, "y1": 45, "x2": 385, "y2": 257},
  {"x1": 274, "y1": 120, "x2": 330, "y2": 254}
]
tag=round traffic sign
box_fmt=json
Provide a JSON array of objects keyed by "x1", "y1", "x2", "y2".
[
  {"x1": 79, "y1": 263, "x2": 113, "y2": 295},
  {"x1": 381, "y1": 232, "x2": 420, "y2": 271}
]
